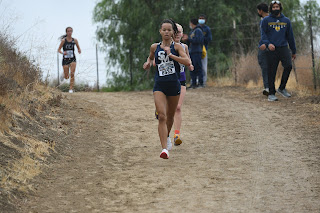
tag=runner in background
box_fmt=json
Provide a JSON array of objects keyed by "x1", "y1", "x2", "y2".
[
  {"x1": 58, "y1": 27, "x2": 81, "y2": 93},
  {"x1": 173, "y1": 23, "x2": 194, "y2": 146}
]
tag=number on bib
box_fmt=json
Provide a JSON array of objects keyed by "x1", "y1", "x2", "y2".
[
  {"x1": 64, "y1": 50, "x2": 74, "y2": 58},
  {"x1": 158, "y1": 61, "x2": 176, "y2": 77}
]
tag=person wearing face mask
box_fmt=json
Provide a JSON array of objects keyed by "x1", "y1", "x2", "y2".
[
  {"x1": 182, "y1": 18, "x2": 204, "y2": 89},
  {"x1": 257, "y1": 3, "x2": 270, "y2": 96},
  {"x1": 198, "y1": 14, "x2": 212, "y2": 87},
  {"x1": 260, "y1": 1, "x2": 296, "y2": 102}
]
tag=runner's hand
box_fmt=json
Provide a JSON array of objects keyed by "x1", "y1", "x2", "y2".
[
  {"x1": 292, "y1": 54, "x2": 296, "y2": 61},
  {"x1": 163, "y1": 46, "x2": 171, "y2": 55},
  {"x1": 143, "y1": 61, "x2": 150, "y2": 70},
  {"x1": 189, "y1": 65, "x2": 194, "y2": 71}
]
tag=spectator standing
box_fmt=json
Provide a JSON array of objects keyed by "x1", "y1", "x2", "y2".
[
  {"x1": 257, "y1": 3, "x2": 270, "y2": 96},
  {"x1": 182, "y1": 18, "x2": 204, "y2": 89},
  {"x1": 260, "y1": 1, "x2": 296, "y2": 101},
  {"x1": 198, "y1": 14, "x2": 212, "y2": 87}
]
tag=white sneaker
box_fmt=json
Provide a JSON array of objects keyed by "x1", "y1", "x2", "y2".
[
  {"x1": 69, "y1": 89, "x2": 73, "y2": 93},
  {"x1": 160, "y1": 149, "x2": 169, "y2": 159},
  {"x1": 167, "y1": 137, "x2": 172, "y2": 151}
]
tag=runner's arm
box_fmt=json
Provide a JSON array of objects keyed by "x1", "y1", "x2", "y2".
[
  {"x1": 57, "y1": 40, "x2": 65, "y2": 55},
  {"x1": 184, "y1": 44, "x2": 194, "y2": 71},
  {"x1": 184, "y1": 44, "x2": 191, "y2": 61},
  {"x1": 143, "y1": 43, "x2": 157, "y2": 70},
  {"x1": 74, "y1": 39, "x2": 82, "y2": 54},
  {"x1": 167, "y1": 44, "x2": 190, "y2": 66}
]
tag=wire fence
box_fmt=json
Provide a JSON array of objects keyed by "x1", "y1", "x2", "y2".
[{"x1": 208, "y1": 16, "x2": 320, "y2": 90}]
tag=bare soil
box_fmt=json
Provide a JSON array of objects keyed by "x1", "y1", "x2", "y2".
[{"x1": 16, "y1": 86, "x2": 320, "y2": 213}]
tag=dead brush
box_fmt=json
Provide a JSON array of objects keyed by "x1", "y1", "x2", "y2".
[
  {"x1": 231, "y1": 51, "x2": 319, "y2": 96},
  {"x1": 0, "y1": 32, "x2": 42, "y2": 127},
  {"x1": 0, "y1": 98, "x2": 9, "y2": 131},
  {"x1": 232, "y1": 51, "x2": 261, "y2": 85},
  {"x1": 0, "y1": 34, "x2": 39, "y2": 95},
  {"x1": 0, "y1": 31, "x2": 65, "y2": 209},
  {"x1": 47, "y1": 94, "x2": 62, "y2": 107}
]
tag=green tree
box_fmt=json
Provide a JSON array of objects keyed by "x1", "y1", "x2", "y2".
[
  {"x1": 93, "y1": 0, "x2": 320, "y2": 90},
  {"x1": 93, "y1": 0, "x2": 175, "y2": 90},
  {"x1": 302, "y1": 0, "x2": 320, "y2": 48}
]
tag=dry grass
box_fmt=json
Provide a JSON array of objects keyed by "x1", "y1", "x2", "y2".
[
  {"x1": 0, "y1": 82, "x2": 60, "y2": 194},
  {"x1": 0, "y1": 33, "x2": 39, "y2": 129},
  {"x1": 1, "y1": 156, "x2": 42, "y2": 193},
  {"x1": 233, "y1": 52, "x2": 261, "y2": 85},
  {"x1": 228, "y1": 51, "x2": 320, "y2": 97},
  {"x1": 0, "y1": 33, "x2": 65, "y2": 210},
  {"x1": 207, "y1": 76, "x2": 235, "y2": 87},
  {"x1": 0, "y1": 131, "x2": 55, "y2": 194}
]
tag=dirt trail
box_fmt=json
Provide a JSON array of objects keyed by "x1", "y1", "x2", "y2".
[{"x1": 20, "y1": 87, "x2": 319, "y2": 213}]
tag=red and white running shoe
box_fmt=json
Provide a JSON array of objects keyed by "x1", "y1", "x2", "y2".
[{"x1": 160, "y1": 149, "x2": 169, "y2": 159}]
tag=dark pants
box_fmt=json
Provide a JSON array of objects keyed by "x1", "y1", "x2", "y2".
[
  {"x1": 258, "y1": 49, "x2": 269, "y2": 89},
  {"x1": 266, "y1": 46, "x2": 292, "y2": 95},
  {"x1": 190, "y1": 52, "x2": 203, "y2": 86}
]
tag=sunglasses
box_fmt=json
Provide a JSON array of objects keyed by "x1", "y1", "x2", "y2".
[{"x1": 271, "y1": 1, "x2": 281, "y2": 4}]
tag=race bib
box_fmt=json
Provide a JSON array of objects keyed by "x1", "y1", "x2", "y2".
[
  {"x1": 64, "y1": 50, "x2": 74, "y2": 58},
  {"x1": 157, "y1": 61, "x2": 176, "y2": 77},
  {"x1": 180, "y1": 64, "x2": 185, "y2": 73}
]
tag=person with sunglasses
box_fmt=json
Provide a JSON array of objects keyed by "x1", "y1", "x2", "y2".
[{"x1": 260, "y1": 1, "x2": 296, "y2": 101}]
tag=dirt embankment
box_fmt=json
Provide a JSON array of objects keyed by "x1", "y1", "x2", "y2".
[
  {"x1": 9, "y1": 86, "x2": 319, "y2": 213},
  {"x1": 0, "y1": 88, "x2": 76, "y2": 212}
]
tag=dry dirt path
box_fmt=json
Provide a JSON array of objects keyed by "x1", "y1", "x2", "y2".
[{"x1": 21, "y1": 87, "x2": 319, "y2": 213}]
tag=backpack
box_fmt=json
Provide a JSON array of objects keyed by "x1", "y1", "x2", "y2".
[
  {"x1": 202, "y1": 45, "x2": 207, "y2": 59},
  {"x1": 198, "y1": 26, "x2": 207, "y2": 59}
]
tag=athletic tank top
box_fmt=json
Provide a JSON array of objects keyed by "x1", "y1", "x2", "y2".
[
  {"x1": 179, "y1": 43, "x2": 187, "y2": 82},
  {"x1": 154, "y1": 42, "x2": 180, "y2": 82},
  {"x1": 63, "y1": 38, "x2": 75, "y2": 59}
]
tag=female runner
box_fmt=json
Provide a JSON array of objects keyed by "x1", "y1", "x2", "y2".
[
  {"x1": 57, "y1": 27, "x2": 81, "y2": 93},
  {"x1": 143, "y1": 19, "x2": 191, "y2": 159},
  {"x1": 173, "y1": 23, "x2": 194, "y2": 146}
]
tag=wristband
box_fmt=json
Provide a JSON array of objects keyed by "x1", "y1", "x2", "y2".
[{"x1": 168, "y1": 53, "x2": 172, "y2": 57}]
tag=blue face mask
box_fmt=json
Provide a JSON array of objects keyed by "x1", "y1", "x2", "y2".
[{"x1": 198, "y1": 19, "x2": 205, "y2": 25}]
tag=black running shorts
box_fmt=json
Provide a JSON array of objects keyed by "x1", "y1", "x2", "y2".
[
  {"x1": 153, "y1": 80, "x2": 181, "y2": 96},
  {"x1": 62, "y1": 58, "x2": 76, "y2": 66}
]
